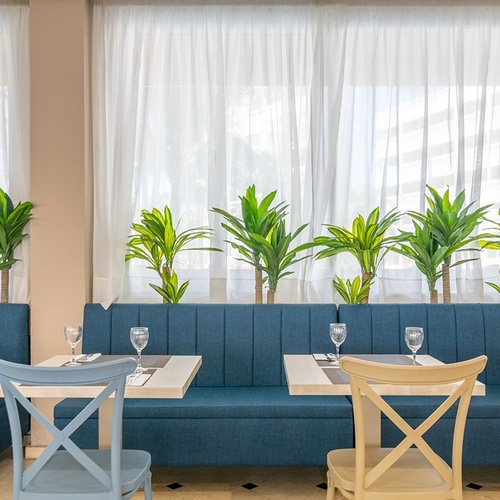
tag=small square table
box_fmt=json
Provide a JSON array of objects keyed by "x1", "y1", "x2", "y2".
[
  {"x1": 2, "y1": 354, "x2": 202, "y2": 450},
  {"x1": 284, "y1": 354, "x2": 485, "y2": 447}
]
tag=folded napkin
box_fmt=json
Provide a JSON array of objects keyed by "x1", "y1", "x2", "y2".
[
  {"x1": 313, "y1": 353, "x2": 328, "y2": 360},
  {"x1": 76, "y1": 353, "x2": 102, "y2": 363},
  {"x1": 127, "y1": 373, "x2": 152, "y2": 386}
]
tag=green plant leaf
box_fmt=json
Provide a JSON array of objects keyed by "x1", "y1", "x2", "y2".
[{"x1": 126, "y1": 204, "x2": 220, "y2": 303}]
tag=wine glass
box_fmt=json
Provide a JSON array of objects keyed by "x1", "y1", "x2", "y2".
[
  {"x1": 64, "y1": 325, "x2": 83, "y2": 366},
  {"x1": 130, "y1": 327, "x2": 149, "y2": 373},
  {"x1": 405, "y1": 326, "x2": 424, "y2": 365},
  {"x1": 329, "y1": 323, "x2": 347, "y2": 364}
]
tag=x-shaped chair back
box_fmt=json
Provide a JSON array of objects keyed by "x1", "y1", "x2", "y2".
[
  {"x1": 0, "y1": 357, "x2": 137, "y2": 496},
  {"x1": 339, "y1": 355, "x2": 487, "y2": 494}
]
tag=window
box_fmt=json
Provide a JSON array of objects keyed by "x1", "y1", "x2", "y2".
[{"x1": 93, "y1": 2, "x2": 500, "y2": 305}]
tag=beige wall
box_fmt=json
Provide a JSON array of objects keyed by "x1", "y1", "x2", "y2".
[{"x1": 29, "y1": 0, "x2": 92, "y2": 448}]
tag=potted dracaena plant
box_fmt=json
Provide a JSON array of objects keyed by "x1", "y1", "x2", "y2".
[
  {"x1": 407, "y1": 186, "x2": 491, "y2": 303},
  {"x1": 309, "y1": 207, "x2": 402, "y2": 303},
  {"x1": 212, "y1": 185, "x2": 287, "y2": 303},
  {"x1": 125, "y1": 205, "x2": 221, "y2": 303},
  {"x1": 245, "y1": 218, "x2": 310, "y2": 304},
  {"x1": 0, "y1": 187, "x2": 33, "y2": 303},
  {"x1": 479, "y1": 208, "x2": 500, "y2": 293},
  {"x1": 394, "y1": 218, "x2": 467, "y2": 303}
]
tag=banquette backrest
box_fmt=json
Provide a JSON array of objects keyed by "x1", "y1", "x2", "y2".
[
  {"x1": 0, "y1": 304, "x2": 30, "y2": 364},
  {"x1": 338, "y1": 304, "x2": 500, "y2": 385},
  {"x1": 82, "y1": 303, "x2": 337, "y2": 387}
]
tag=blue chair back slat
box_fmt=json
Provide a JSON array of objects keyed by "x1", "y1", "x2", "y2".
[
  {"x1": 196, "y1": 305, "x2": 225, "y2": 387},
  {"x1": 224, "y1": 305, "x2": 254, "y2": 387}
]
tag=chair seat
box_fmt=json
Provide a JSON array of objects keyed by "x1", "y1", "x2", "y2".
[
  {"x1": 22, "y1": 449, "x2": 151, "y2": 497},
  {"x1": 327, "y1": 448, "x2": 453, "y2": 496}
]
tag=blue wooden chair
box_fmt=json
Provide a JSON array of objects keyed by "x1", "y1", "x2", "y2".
[{"x1": 0, "y1": 357, "x2": 152, "y2": 499}]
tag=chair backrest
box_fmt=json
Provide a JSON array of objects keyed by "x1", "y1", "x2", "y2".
[
  {"x1": 0, "y1": 357, "x2": 137, "y2": 497},
  {"x1": 339, "y1": 355, "x2": 487, "y2": 495}
]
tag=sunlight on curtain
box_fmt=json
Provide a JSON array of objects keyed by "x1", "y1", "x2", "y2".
[
  {"x1": 92, "y1": 1, "x2": 500, "y2": 306},
  {"x1": 0, "y1": 2, "x2": 30, "y2": 302}
]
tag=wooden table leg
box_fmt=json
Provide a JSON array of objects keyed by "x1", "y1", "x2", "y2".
[
  {"x1": 362, "y1": 396, "x2": 381, "y2": 447},
  {"x1": 98, "y1": 399, "x2": 114, "y2": 449}
]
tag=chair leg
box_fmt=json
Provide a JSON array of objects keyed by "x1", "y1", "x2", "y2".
[
  {"x1": 143, "y1": 473, "x2": 153, "y2": 500},
  {"x1": 326, "y1": 471, "x2": 335, "y2": 500}
]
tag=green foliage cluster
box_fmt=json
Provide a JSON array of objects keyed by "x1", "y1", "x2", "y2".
[
  {"x1": 0, "y1": 188, "x2": 33, "y2": 303},
  {"x1": 212, "y1": 186, "x2": 307, "y2": 303},
  {"x1": 127, "y1": 184, "x2": 498, "y2": 305},
  {"x1": 125, "y1": 206, "x2": 221, "y2": 303},
  {"x1": 332, "y1": 276, "x2": 373, "y2": 304},
  {"x1": 398, "y1": 186, "x2": 491, "y2": 303},
  {"x1": 480, "y1": 209, "x2": 500, "y2": 294},
  {"x1": 310, "y1": 207, "x2": 402, "y2": 303}
]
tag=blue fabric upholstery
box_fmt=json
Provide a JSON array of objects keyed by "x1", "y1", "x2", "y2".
[
  {"x1": 56, "y1": 388, "x2": 354, "y2": 466},
  {"x1": 338, "y1": 303, "x2": 500, "y2": 465},
  {"x1": 0, "y1": 304, "x2": 30, "y2": 453},
  {"x1": 56, "y1": 303, "x2": 351, "y2": 466},
  {"x1": 54, "y1": 302, "x2": 500, "y2": 466}
]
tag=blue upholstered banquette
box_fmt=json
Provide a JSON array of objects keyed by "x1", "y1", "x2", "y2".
[
  {"x1": 0, "y1": 304, "x2": 30, "y2": 453},
  {"x1": 55, "y1": 304, "x2": 353, "y2": 466},
  {"x1": 54, "y1": 303, "x2": 500, "y2": 466}
]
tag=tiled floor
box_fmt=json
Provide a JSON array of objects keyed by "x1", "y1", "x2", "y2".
[{"x1": 1, "y1": 448, "x2": 499, "y2": 499}]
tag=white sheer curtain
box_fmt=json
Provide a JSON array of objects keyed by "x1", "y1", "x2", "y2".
[
  {"x1": 92, "y1": 1, "x2": 500, "y2": 306},
  {"x1": 0, "y1": 1, "x2": 30, "y2": 303}
]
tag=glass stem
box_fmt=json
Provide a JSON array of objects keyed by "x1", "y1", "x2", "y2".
[
  {"x1": 412, "y1": 350, "x2": 417, "y2": 365},
  {"x1": 137, "y1": 350, "x2": 142, "y2": 369},
  {"x1": 72, "y1": 345, "x2": 76, "y2": 363},
  {"x1": 336, "y1": 344, "x2": 340, "y2": 361}
]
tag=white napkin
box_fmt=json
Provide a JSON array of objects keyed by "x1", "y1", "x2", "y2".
[
  {"x1": 313, "y1": 353, "x2": 327, "y2": 360},
  {"x1": 127, "y1": 373, "x2": 152, "y2": 386},
  {"x1": 76, "y1": 353, "x2": 102, "y2": 363}
]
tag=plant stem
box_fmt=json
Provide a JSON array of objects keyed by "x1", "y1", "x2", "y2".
[
  {"x1": 1, "y1": 267, "x2": 10, "y2": 303},
  {"x1": 361, "y1": 270, "x2": 373, "y2": 304},
  {"x1": 267, "y1": 289, "x2": 275, "y2": 304},
  {"x1": 255, "y1": 267, "x2": 263, "y2": 304},
  {"x1": 442, "y1": 262, "x2": 451, "y2": 303},
  {"x1": 430, "y1": 289, "x2": 438, "y2": 304}
]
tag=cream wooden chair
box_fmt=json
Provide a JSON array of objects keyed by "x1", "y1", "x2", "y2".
[{"x1": 326, "y1": 355, "x2": 487, "y2": 500}]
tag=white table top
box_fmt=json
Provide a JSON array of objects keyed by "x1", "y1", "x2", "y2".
[
  {"x1": 3, "y1": 354, "x2": 202, "y2": 399},
  {"x1": 284, "y1": 354, "x2": 485, "y2": 397}
]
